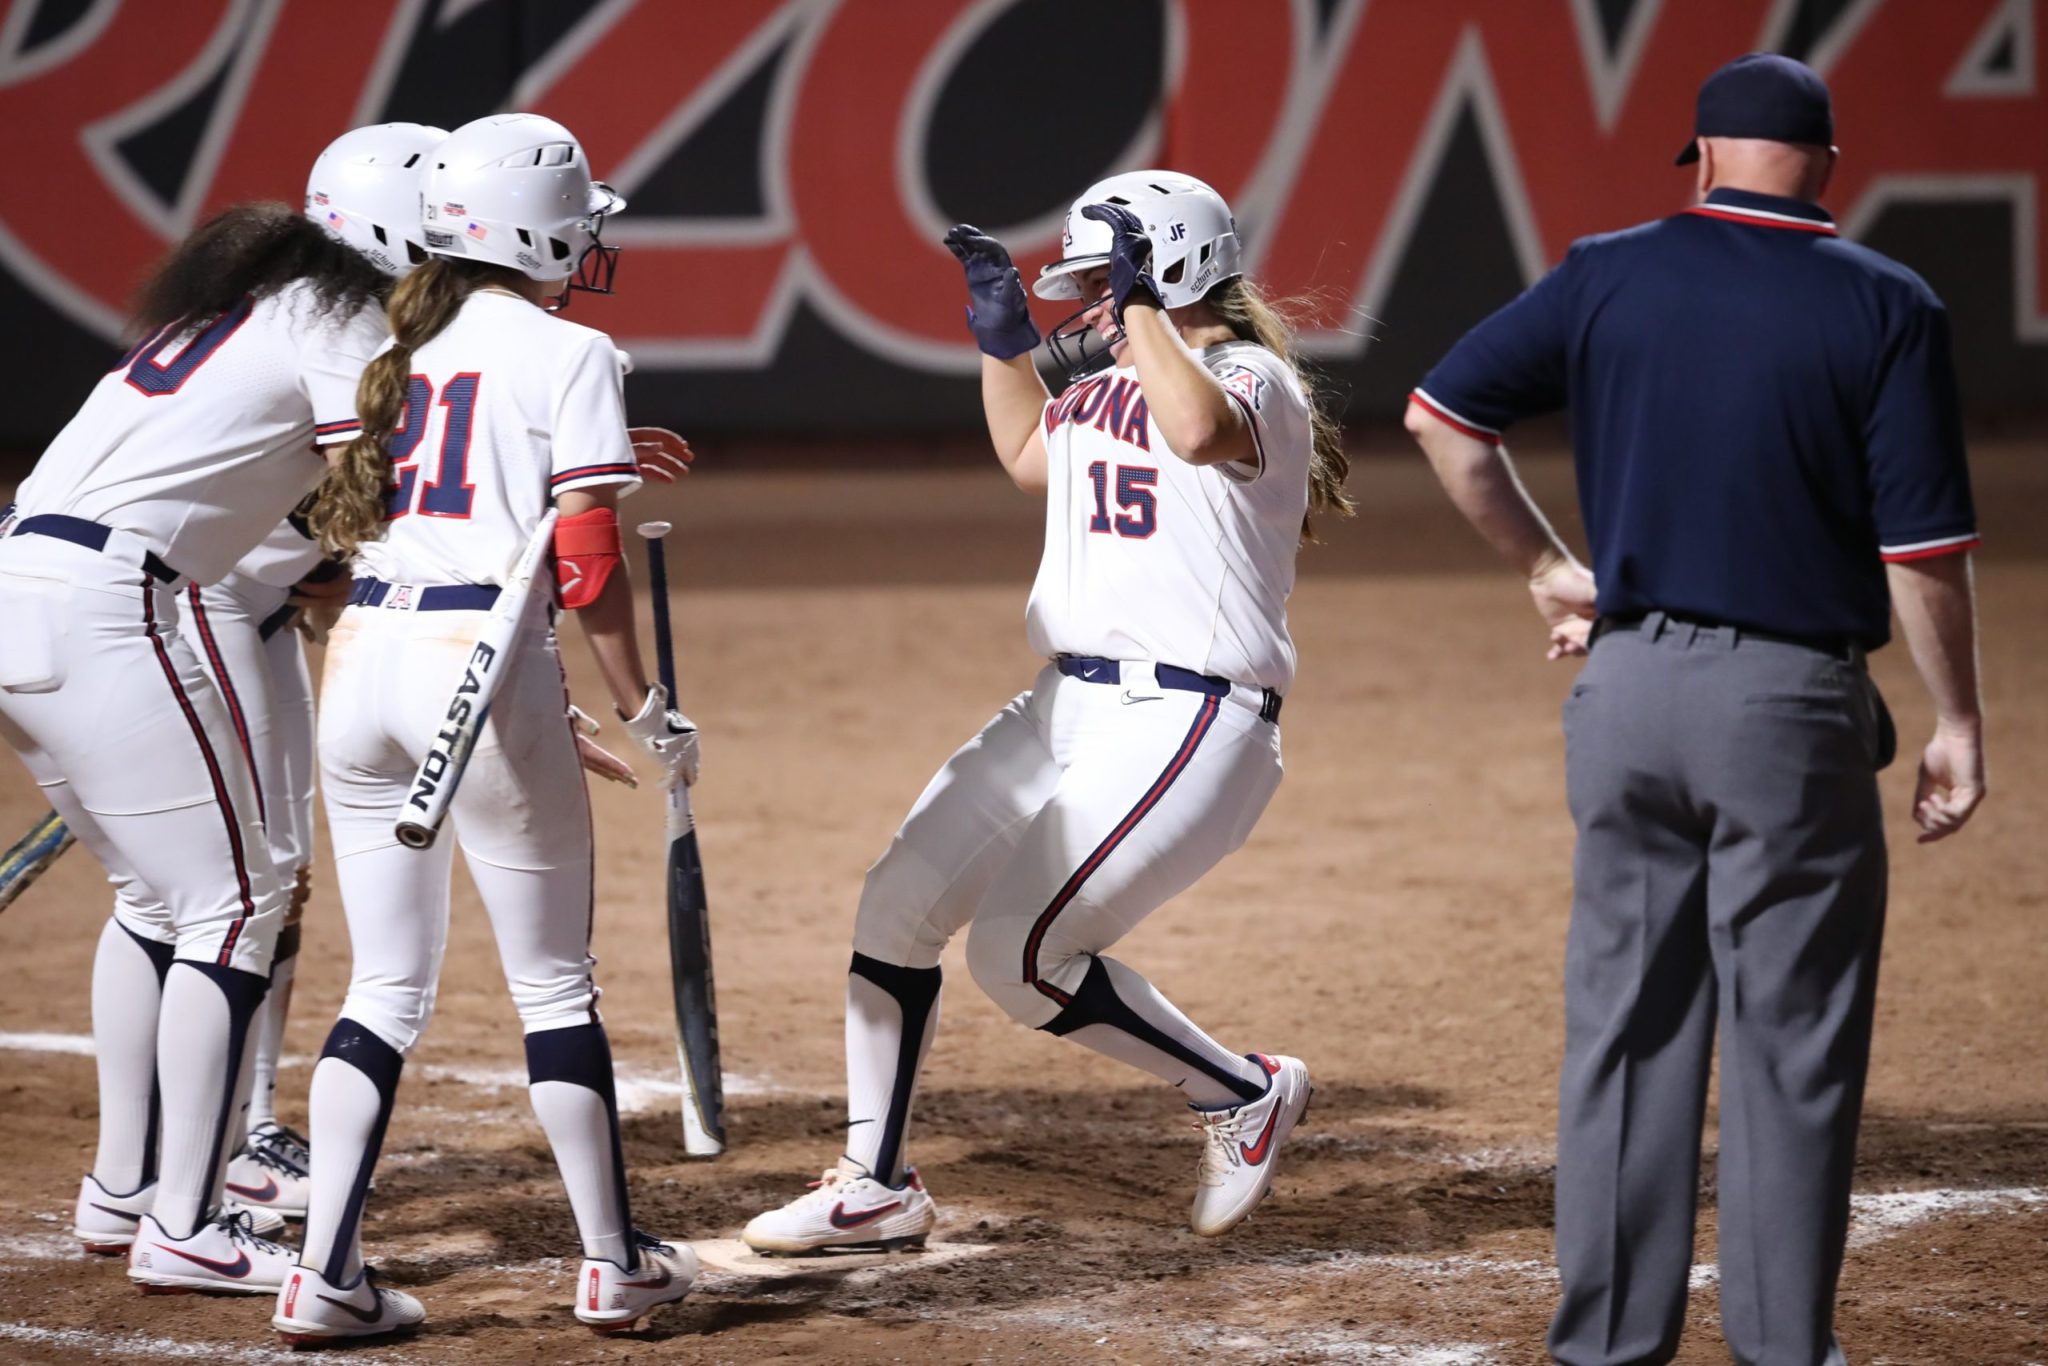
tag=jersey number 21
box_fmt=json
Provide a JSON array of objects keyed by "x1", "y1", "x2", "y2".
[{"x1": 388, "y1": 374, "x2": 481, "y2": 520}]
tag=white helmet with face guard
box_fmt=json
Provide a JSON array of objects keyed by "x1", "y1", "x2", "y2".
[
  {"x1": 1033, "y1": 169, "x2": 1241, "y2": 309},
  {"x1": 418, "y1": 113, "x2": 626, "y2": 301},
  {"x1": 305, "y1": 122, "x2": 447, "y2": 278}
]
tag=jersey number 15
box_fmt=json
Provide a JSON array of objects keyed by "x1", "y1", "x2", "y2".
[
  {"x1": 388, "y1": 373, "x2": 481, "y2": 520},
  {"x1": 1087, "y1": 461, "x2": 1158, "y2": 539}
]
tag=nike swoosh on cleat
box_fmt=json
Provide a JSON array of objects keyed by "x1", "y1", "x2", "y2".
[
  {"x1": 89, "y1": 1203, "x2": 143, "y2": 1224},
  {"x1": 316, "y1": 1292, "x2": 387, "y2": 1324},
  {"x1": 225, "y1": 1176, "x2": 280, "y2": 1202},
  {"x1": 829, "y1": 1200, "x2": 902, "y2": 1229},
  {"x1": 617, "y1": 1270, "x2": 671, "y2": 1290},
  {"x1": 1239, "y1": 1108, "x2": 1283, "y2": 1166},
  {"x1": 156, "y1": 1243, "x2": 252, "y2": 1278}
]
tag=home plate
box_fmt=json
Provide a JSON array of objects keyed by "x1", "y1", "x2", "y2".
[{"x1": 690, "y1": 1238, "x2": 993, "y2": 1278}]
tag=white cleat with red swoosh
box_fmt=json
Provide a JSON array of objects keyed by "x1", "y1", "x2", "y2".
[
  {"x1": 126, "y1": 1209, "x2": 293, "y2": 1294},
  {"x1": 575, "y1": 1230, "x2": 698, "y2": 1334},
  {"x1": 741, "y1": 1160, "x2": 937, "y2": 1256},
  {"x1": 1189, "y1": 1053, "x2": 1312, "y2": 1237}
]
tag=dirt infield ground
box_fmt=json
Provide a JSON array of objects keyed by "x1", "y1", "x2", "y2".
[{"x1": 0, "y1": 440, "x2": 2043, "y2": 1364}]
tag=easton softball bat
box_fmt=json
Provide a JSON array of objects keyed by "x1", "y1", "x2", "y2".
[
  {"x1": 394, "y1": 509, "x2": 559, "y2": 850},
  {"x1": 0, "y1": 809, "x2": 74, "y2": 912},
  {"x1": 639, "y1": 519, "x2": 726, "y2": 1156}
]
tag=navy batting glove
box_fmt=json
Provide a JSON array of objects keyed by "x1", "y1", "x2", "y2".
[
  {"x1": 1081, "y1": 202, "x2": 1161, "y2": 324},
  {"x1": 943, "y1": 223, "x2": 1041, "y2": 360}
]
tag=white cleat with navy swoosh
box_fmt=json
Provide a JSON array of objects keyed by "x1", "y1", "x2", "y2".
[
  {"x1": 272, "y1": 1263, "x2": 425, "y2": 1345},
  {"x1": 1188, "y1": 1053, "x2": 1312, "y2": 1237},
  {"x1": 126, "y1": 1208, "x2": 292, "y2": 1294},
  {"x1": 741, "y1": 1160, "x2": 937, "y2": 1255},
  {"x1": 574, "y1": 1230, "x2": 698, "y2": 1334},
  {"x1": 80, "y1": 1174, "x2": 288, "y2": 1254},
  {"x1": 224, "y1": 1121, "x2": 312, "y2": 1220},
  {"x1": 73, "y1": 1175, "x2": 156, "y2": 1255}
]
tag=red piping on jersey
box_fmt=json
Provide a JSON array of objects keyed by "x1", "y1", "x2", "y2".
[
  {"x1": 1681, "y1": 205, "x2": 1839, "y2": 235},
  {"x1": 1218, "y1": 385, "x2": 1266, "y2": 479},
  {"x1": 143, "y1": 578, "x2": 256, "y2": 962},
  {"x1": 550, "y1": 463, "x2": 640, "y2": 488},
  {"x1": 1022, "y1": 694, "x2": 1221, "y2": 1006},
  {"x1": 1409, "y1": 389, "x2": 1501, "y2": 445},
  {"x1": 1879, "y1": 536, "x2": 1980, "y2": 563}
]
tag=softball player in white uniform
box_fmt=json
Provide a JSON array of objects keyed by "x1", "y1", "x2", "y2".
[
  {"x1": 0, "y1": 153, "x2": 403, "y2": 1292},
  {"x1": 745, "y1": 173, "x2": 1354, "y2": 1254},
  {"x1": 68, "y1": 128, "x2": 448, "y2": 1256},
  {"x1": 73, "y1": 522, "x2": 330, "y2": 1241},
  {"x1": 271, "y1": 113, "x2": 700, "y2": 1346}
]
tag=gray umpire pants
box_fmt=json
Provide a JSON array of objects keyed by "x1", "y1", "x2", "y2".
[{"x1": 1547, "y1": 613, "x2": 1892, "y2": 1366}]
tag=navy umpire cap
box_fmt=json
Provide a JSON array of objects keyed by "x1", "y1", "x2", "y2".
[{"x1": 1675, "y1": 52, "x2": 1834, "y2": 164}]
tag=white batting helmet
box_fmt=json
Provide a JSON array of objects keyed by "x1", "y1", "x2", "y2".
[
  {"x1": 305, "y1": 122, "x2": 447, "y2": 277},
  {"x1": 419, "y1": 113, "x2": 625, "y2": 290},
  {"x1": 1034, "y1": 170, "x2": 1242, "y2": 309}
]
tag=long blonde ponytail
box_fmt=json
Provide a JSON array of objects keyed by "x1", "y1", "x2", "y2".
[
  {"x1": 1205, "y1": 279, "x2": 1355, "y2": 543},
  {"x1": 308, "y1": 259, "x2": 521, "y2": 558}
]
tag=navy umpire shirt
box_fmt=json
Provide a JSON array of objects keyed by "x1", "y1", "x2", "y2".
[{"x1": 1413, "y1": 186, "x2": 1977, "y2": 648}]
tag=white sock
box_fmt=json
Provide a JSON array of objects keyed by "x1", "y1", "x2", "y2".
[
  {"x1": 152, "y1": 962, "x2": 265, "y2": 1239},
  {"x1": 300, "y1": 1018, "x2": 402, "y2": 1286},
  {"x1": 844, "y1": 955, "x2": 941, "y2": 1185},
  {"x1": 525, "y1": 1023, "x2": 631, "y2": 1267},
  {"x1": 246, "y1": 941, "x2": 297, "y2": 1133},
  {"x1": 90, "y1": 918, "x2": 170, "y2": 1193}
]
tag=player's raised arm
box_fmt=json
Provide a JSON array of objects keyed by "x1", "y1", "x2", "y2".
[
  {"x1": 943, "y1": 224, "x2": 1049, "y2": 491},
  {"x1": 1080, "y1": 203, "x2": 1254, "y2": 469}
]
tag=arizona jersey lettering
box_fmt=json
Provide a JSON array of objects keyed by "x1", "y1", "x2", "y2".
[
  {"x1": 1026, "y1": 341, "x2": 1312, "y2": 692},
  {"x1": 12, "y1": 282, "x2": 384, "y2": 584},
  {"x1": 356, "y1": 292, "x2": 639, "y2": 586}
]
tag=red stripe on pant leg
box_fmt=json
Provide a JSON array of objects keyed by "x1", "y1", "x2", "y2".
[
  {"x1": 1021, "y1": 695, "x2": 1221, "y2": 1006},
  {"x1": 141, "y1": 579, "x2": 255, "y2": 963},
  {"x1": 186, "y1": 585, "x2": 265, "y2": 820}
]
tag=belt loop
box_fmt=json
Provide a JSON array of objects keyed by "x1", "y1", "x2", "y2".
[
  {"x1": 1727, "y1": 625, "x2": 1742, "y2": 650},
  {"x1": 1643, "y1": 610, "x2": 1667, "y2": 642}
]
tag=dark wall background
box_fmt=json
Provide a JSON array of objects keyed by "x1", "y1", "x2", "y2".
[{"x1": 1, "y1": 0, "x2": 2042, "y2": 449}]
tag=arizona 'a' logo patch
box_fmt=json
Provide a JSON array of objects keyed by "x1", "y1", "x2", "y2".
[{"x1": 1219, "y1": 365, "x2": 1267, "y2": 411}]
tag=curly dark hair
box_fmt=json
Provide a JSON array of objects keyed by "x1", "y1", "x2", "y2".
[{"x1": 126, "y1": 201, "x2": 390, "y2": 341}]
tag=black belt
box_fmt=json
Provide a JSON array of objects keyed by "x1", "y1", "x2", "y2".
[
  {"x1": 348, "y1": 577, "x2": 500, "y2": 612},
  {"x1": 8, "y1": 513, "x2": 184, "y2": 584},
  {"x1": 1056, "y1": 655, "x2": 1283, "y2": 723},
  {"x1": 257, "y1": 603, "x2": 300, "y2": 640},
  {"x1": 1592, "y1": 613, "x2": 1861, "y2": 663}
]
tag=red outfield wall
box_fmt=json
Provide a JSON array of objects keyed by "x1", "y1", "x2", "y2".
[{"x1": 1, "y1": 0, "x2": 2041, "y2": 440}]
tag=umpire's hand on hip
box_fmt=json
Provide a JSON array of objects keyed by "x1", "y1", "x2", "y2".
[{"x1": 1530, "y1": 553, "x2": 1598, "y2": 660}]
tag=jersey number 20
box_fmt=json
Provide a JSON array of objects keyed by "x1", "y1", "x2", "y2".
[
  {"x1": 1087, "y1": 461, "x2": 1157, "y2": 539},
  {"x1": 387, "y1": 373, "x2": 481, "y2": 520}
]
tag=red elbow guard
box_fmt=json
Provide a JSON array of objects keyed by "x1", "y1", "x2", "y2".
[{"x1": 554, "y1": 506, "x2": 623, "y2": 610}]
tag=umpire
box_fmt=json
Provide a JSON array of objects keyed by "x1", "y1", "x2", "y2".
[{"x1": 1404, "y1": 53, "x2": 1987, "y2": 1366}]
